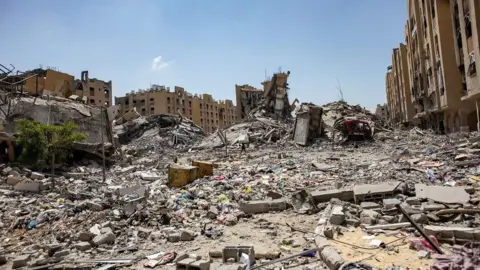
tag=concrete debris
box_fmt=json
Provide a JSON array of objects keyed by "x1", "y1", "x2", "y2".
[{"x1": 2, "y1": 72, "x2": 480, "y2": 269}]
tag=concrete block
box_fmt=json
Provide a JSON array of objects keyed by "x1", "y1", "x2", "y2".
[
  {"x1": 222, "y1": 246, "x2": 255, "y2": 264},
  {"x1": 354, "y1": 182, "x2": 404, "y2": 203},
  {"x1": 415, "y1": 184, "x2": 470, "y2": 204},
  {"x1": 14, "y1": 180, "x2": 41, "y2": 193},
  {"x1": 320, "y1": 246, "x2": 345, "y2": 270},
  {"x1": 360, "y1": 201, "x2": 380, "y2": 209},
  {"x1": 78, "y1": 232, "x2": 93, "y2": 241},
  {"x1": 92, "y1": 232, "x2": 116, "y2": 246},
  {"x1": 12, "y1": 254, "x2": 30, "y2": 268},
  {"x1": 424, "y1": 226, "x2": 480, "y2": 245},
  {"x1": 6, "y1": 175, "x2": 21, "y2": 186},
  {"x1": 329, "y1": 206, "x2": 345, "y2": 225},
  {"x1": 311, "y1": 189, "x2": 354, "y2": 203},
  {"x1": 360, "y1": 209, "x2": 380, "y2": 225},
  {"x1": 180, "y1": 230, "x2": 195, "y2": 241},
  {"x1": 383, "y1": 198, "x2": 401, "y2": 209},
  {"x1": 405, "y1": 197, "x2": 421, "y2": 206},
  {"x1": 238, "y1": 199, "x2": 287, "y2": 214},
  {"x1": 189, "y1": 259, "x2": 210, "y2": 270},
  {"x1": 422, "y1": 204, "x2": 446, "y2": 211},
  {"x1": 74, "y1": 242, "x2": 92, "y2": 251},
  {"x1": 345, "y1": 218, "x2": 360, "y2": 227},
  {"x1": 168, "y1": 232, "x2": 181, "y2": 243},
  {"x1": 411, "y1": 213, "x2": 428, "y2": 224},
  {"x1": 54, "y1": 250, "x2": 70, "y2": 257},
  {"x1": 176, "y1": 258, "x2": 197, "y2": 269},
  {"x1": 30, "y1": 172, "x2": 45, "y2": 180}
]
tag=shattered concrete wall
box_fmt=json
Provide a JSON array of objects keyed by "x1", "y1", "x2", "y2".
[
  {"x1": 293, "y1": 103, "x2": 323, "y2": 146},
  {"x1": 0, "y1": 95, "x2": 112, "y2": 144},
  {"x1": 235, "y1": 84, "x2": 264, "y2": 120}
]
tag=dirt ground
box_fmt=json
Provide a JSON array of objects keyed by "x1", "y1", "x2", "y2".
[
  {"x1": 132, "y1": 211, "x2": 322, "y2": 269},
  {"x1": 330, "y1": 228, "x2": 436, "y2": 270}
]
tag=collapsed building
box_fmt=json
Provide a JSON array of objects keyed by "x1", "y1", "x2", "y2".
[
  {"x1": 0, "y1": 64, "x2": 117, "y2": 161},
  {"x1": 235, "y1": 71, "x2": 293, "y2": 121}
]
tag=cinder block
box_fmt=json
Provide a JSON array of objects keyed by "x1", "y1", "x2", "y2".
[
  {"x1": 189, "y1": 259, "x2": 210, "y2": 270},
  {"x1": 311, "y1": 189, "x2": 354, "y2": 203},
  {"x1": 238, "y1": 199, "x2": 286, "y2": 214},
  {"x1": 320, "y1": 246, "x2": 344, "y2": 270},
  {"x1": 222, "y1": 246, "x2": 255, "y2": 264}
]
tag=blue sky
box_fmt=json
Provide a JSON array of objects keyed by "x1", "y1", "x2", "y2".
[{"x1": 1, "y1": 0, "x2": 407, "y2": 111}]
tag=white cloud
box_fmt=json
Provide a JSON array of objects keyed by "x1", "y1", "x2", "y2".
[{"x1": 151, "y1": 56, "x2": 173, "y2": 70}]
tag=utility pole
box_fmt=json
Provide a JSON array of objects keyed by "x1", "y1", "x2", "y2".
[{"x1": 100, "y1": 106, "x2": 106, "y2": 182}]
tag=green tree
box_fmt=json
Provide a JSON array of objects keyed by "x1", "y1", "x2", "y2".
[{"x1": 15, "y1": 119, "x2": 86, "y2": 188}]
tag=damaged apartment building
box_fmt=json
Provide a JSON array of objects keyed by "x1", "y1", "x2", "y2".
[
  {"x1": 114, "y1": 85, "x2": 237, "y2": 134},
  {"x1": 235, "y1": 71, "x2": 293, "y2": 120},
  {"x1": 387, "y1": 0, "x2": 480, "y2": 133},
  {"x1": 0, "y1": 66, "x2": 113, "y2": 108},
  {"x1": 0, "y1": 64, "x2": 117, "y2": 162}
]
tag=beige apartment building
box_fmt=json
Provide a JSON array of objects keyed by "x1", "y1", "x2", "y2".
[
  {"x1": 235, "y1": 71, "x2": 290, "y2": 120},
  {"x1": 387, "y1": 0, "x2": 480, "y2": 132},
  {"x1": 74, "y1": 71, "x2": 113, "y2": 107},
  {"x1": 451, "y1": 0, "x2": 480, "y2": 131},
  {"x1": 21, "y1": 68, "x2": 113, "y2": 108},
  {"x1": 24, "y1": 68, "x2": 74, "y2": 97},
  {"x1": 385, "y1": 70, "x2": 397, "y2": 121},
  {"x1": 392, "y1": 44, "x2": 414, "y2": 123},
  {"x1": 115, "y1": 86, "x2": 237, "y2": 133}
]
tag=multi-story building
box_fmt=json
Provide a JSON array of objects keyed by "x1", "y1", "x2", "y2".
[
  {"x1": 451, "y1": 0, "x2": 480, "y2": 131},
  {"x1": 74, "y1": 71, "x2": 113, "y2": 107},
  {"x1": 392, "y1": 44, "x2": 414, "y2": 123},
  {"x1": 406, "y1": 0, "x2": 430, "y2": 127},
  {"x1": 387, "y1": 0, "x2": 480, "y2": 132},
  {"x1": 235, "y1": 84, "x2": 264, "y2": 120},
  {"x1": 24, "y1": 68, "x2": 74, "y2": 97},
  {"x1": 115, "y1": 86, "x2": 237, "y2": 133},
  {"x1": 235, "y1": 71, "x2": 291, "y2": 120},
  {"x1": 386, "y1": 70, "x2": 398, "y2": 121},
  {"x1": 375, "y1": 104, "x2": 388, "y2": 120}
]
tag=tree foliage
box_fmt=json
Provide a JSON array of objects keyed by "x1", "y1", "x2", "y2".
[{"x1": 15, "y1": 119, "x2": 86, "y2": 168}]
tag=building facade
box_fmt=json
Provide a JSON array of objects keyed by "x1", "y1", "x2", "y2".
[
  {"x1": 386, "y1": 70, "x2": 396, "y2": 121},
  {"x1": 74, "y1": 71, "x2": 113, "y2": 107},
  {"x1": 24, "y1": 69, "x2": 74, "y2": 97},
  {"x1": 235, "y1": 84, "x2": 264, "y2": 120},
  {"x1": 451, "y1": 0, "x2": 480, "y2": 131},
  {"x1": 115, "y1": 86, "x2": 237, "y2": 133},
  {"x1": 386, "y1": 0, "x2": 480, "y2": 132},
  {"x1": 393, "y1": 44, "x2": 414, "y2": 123},
  {"x1": 375, "y1": 104, "x2": 389, "y2": 120}
]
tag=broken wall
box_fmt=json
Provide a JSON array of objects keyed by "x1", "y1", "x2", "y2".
[
  {"x1": 1, "y1": 96, "x2": 112, "y2": 144},
  {"x1": 293, "y1": 104, "x2": 323, "y2": 146}
]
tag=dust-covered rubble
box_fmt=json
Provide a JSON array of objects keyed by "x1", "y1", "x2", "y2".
[{"x1": 1, "y1": 98, "x2": 480, "y2": 269}]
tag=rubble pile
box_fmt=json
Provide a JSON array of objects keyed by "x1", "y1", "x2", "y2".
[
  {"x1": 194, "y1": 117, "x2": 293, "y2": 150},
  {"x1": 113, "y1": 113, "x2": 205, "y2": 151},
  {"x1": 0, "y1": 121, "x2": 479, "y2": 269}
]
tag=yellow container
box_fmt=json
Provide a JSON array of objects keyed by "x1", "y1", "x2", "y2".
[
  {"x1": 191, "y1": 160, "x2": 218, "y2": 178},
  {"x1": 167, "y1": 165, "x2": 198, "y2": 188}
]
